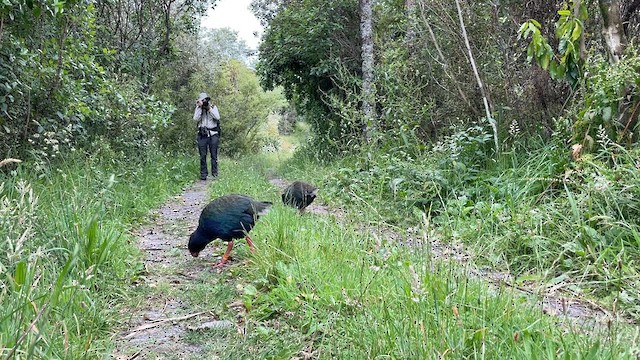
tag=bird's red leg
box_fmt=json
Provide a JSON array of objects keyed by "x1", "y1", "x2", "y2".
[
  {"x1": 213, "y1": 241, "x2": 234, "y2": 268},
  {"x1": 245, "y1": 235, "x2": 255, "y2": 252}
]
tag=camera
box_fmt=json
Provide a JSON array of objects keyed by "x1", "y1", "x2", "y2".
[{"x1": 202, "y1": 97, "x2": 211, "y2": 110}]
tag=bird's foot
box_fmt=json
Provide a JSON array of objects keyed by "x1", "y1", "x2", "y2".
[{"x1": 212, "y1": 256, "x2": 230, "y2": 269}]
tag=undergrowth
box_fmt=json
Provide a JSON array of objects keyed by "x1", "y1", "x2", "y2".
[
  {"x1": 277, "y1": 130, "x2": 640, "y2": 321},
  {"x1": 0, "y1": 149, "x2": 196, "y2": 358},
  {"x1": 199, "y1": 154, "x2": 639, "y2": 358}
]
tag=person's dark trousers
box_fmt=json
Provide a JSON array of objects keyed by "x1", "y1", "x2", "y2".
[{"x1": 197, "y1": 134, "x2": 220, "y2": 179}]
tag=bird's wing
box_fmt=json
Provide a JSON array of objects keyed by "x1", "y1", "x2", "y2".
[{"x1": 244, "y1": 201, "x2": 273, "y2": 217}]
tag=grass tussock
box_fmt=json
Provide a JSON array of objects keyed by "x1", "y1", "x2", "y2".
[
  {"x1": 275, "y1": 135, "x2": 640, "y2": 321},
  {"x1": 0, "y1": 151, "x2": 197, "y2": 358},
  {"x1": 197, "y1": 154, "x2": 639, "y2": 359}
]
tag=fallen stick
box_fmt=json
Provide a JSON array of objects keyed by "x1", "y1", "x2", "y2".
[
  {"x1": 123, "y1": 311, "x2": 206, "y2": 339},
  {"x1": 126, "y1": 349, "x2": 142, "y2": 360},
  {"x1": 0, "y1": 158, "x2": 21, "y2": 167}
]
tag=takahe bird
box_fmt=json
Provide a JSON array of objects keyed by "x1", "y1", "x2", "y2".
[
  {"x1": 188, "y1": 194, "x2": 272, "y2": 268},
  {"x1": 282, "y1": 181, "x2": 318, "y2": 214}
]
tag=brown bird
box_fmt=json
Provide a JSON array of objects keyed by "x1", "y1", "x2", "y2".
[
  {"x1": 281, "y1": 181, "x2": 318, "y2": 214},
  {"x1": 188, "y1": 194, "x2": 272, "y2": 268}
]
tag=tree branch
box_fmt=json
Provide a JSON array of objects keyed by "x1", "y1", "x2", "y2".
[
  {"x1": 454, "y1": 0, "x2": 499, "y2": 155},
  {"x1": 360, "y1": 0, "x2": 375, "y2": 141},
  {"x1": 418, "y1": 2, "x2": 479, "y2": 117}
]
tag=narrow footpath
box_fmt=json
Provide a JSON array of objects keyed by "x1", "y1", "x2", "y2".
[{"x1": 112, "y1": 176, "x2": 626, "y2": 359}]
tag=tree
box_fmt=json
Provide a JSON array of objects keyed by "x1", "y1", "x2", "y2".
[
  {"x1": 208, "y1": 60, "x2": 285, "y2": 156},
  {"x1": 250, "y1": 0, "x2": 293, "y2": 26},
  {"x1": 360, "y1": 0, "x2": 375, "y2": 140},
  {"x1": 93, "y1": 0, "x2": 212, "y2": 88},
  {"x1": 520, "y1": 0, "x2": 639, "y2": 147},
  {"x1": 454, "y1": 0, "x2": 498, "y2": 154},
  {"x1": 257, "y1": 0, "x2": 361, "y2": 149},
  {"x1": 598, "y1": 0, "x2": 627, "y2": 64},
  {"x1": 198, "y1": 28, "x2": 252, "y2": 68},
  {"x1": 405, "y1": 0, "x2": 416, "y2": 49}
]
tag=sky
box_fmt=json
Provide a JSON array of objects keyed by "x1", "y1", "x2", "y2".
[{"x1": 200, "y1": 0, "x2": 264, "y2": 51}]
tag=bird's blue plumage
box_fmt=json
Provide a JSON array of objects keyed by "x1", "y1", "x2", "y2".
[{"x1": 188, "y1": 194, "x2": 272, "y2": 256}]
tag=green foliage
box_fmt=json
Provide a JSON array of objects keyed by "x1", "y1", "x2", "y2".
[
  {"x1": 437, "y1": 144, "x2": 640, "y2": 317},
  {"x1": 518, "y1": 1, "x2": 587, "y2": 86},
  {"x1": 0, "y1": 152, "x2": 196, "y2": 358},
  {"x1": 278, "y1": 119, "x2": 640, "y2": 319},
  {"x1": 519, "y1": 2, "x2": 640, "y2": 150},
  {"x1": 0, "y1": 0, "x2": 182, "y2": 159},
  {"x1": 569, "y1": 47, "x2": 640, "y2": 147},
  {"x1": 0, "y1": 0, "x2": 101, "y2": 156},
  {"x1": 280, "y1": 124, "x2": 494, "y2": 225},
  {"x1": 376, "y1": 47, "x2": 436, "y2": 140},
  {"x1": 93, "y1": 0, "x2": 209, "y2": 85},
  {"x1": 257, "y1": 0, "x2": 361, "y2": 150},
  {"x1": 207, "y1": 60, "x2": 285, "y2": 157},
  {"x1": 198, "y1": 28, "x2": 253, "y2": 67}
]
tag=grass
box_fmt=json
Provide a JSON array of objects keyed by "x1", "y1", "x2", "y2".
[
  {"x1": 182, "y1": 154, "x2": 639, "y2": 359},
  {"x1": 273, "y1": 135, "x2": 640, "y2": 321},
  {"x1": 4, "y1": 133, "x2": 637, "y2": 358},
  {"x1": 0, "y1": 149, "x2": 197, "y2": 359}
]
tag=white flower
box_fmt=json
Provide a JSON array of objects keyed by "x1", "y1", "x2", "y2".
[{"x1": 508, "y1": 120, "x2": 520, "y2": 136}]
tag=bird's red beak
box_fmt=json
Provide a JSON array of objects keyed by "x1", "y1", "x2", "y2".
[{"x1": 190, "y1": 251, "x2": 200, "y2": 257}]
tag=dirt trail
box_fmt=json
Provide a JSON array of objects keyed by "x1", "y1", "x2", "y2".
[
  {"x1": 112, "y1": 177, "x2": 624, "y2": 358},
  {"x1": 112, "y1": 180, "x2": 233, "y2": 360}
]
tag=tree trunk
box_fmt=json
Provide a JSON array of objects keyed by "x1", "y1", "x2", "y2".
[
  {"x1": 598, "y1": 0, "x2": 627, "y2": 64},
  {"x1": 405, "y1": 0, "x2": 416, "y2": 55},
  {"x1": 622, "y1": 0, "x2": 640, "y2": 35},
  {"x1": 599, "y1": 1, "x2": 634, "y2": 140},
  {"x1": 454, "y1": 0, "x2": 499, "y2": 155},
  {"x1": 360, "y1": 0, "x2": 375, "y2": 141},
  {"x1": 0, "y1": 16, "x2": 4, "y2": 44},
  {"x1": 418, "y1": 3, "x2": 478, "y2": 117},
  {"x1": 162, "y1": 0, "x2": 174, "y2": 55},
  {"x1": 574, "y1": 0, "x2": 587, "y2": 62}
]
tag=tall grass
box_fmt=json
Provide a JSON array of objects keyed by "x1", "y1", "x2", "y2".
[
  {"x1": 437, "y1": 146, "x2": 640, "y2": 318},
  {"x1": 0, "y1": 150, "x2": 197, "y2": 358},
  {"x1": 204, "y1": 154, "x2": 639, "y2": 359},
  {"x1": 275, "y1": 133, "x2": 640, "y2": 320}
]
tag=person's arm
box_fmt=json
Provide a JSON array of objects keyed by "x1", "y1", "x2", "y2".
[
  {"x1": 193, "y1": 104, "x2": 203, "y2": 122},
  {"x1": 210, "y1": 105, "x2": 220, "y2": 120}
]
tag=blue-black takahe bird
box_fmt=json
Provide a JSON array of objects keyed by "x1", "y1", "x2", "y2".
[
  {"x1": 188, "y1": 194, "x2": 272, "y2": 268},
  {"x1": 282, "y1": 181, "x2": 318, "y2": 214}
]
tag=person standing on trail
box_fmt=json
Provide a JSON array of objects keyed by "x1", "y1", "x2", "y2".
[{"x1": 194, "y1": 92, "x2": 221, "y2": 181}]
